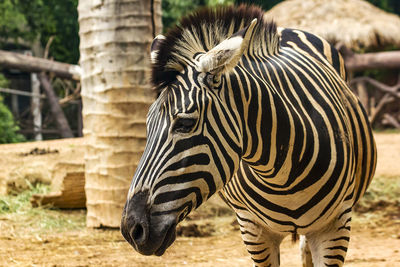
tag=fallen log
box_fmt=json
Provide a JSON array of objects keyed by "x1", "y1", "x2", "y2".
[
  {"x1": 0, "y1": 50, "x2": 81, "y2": 80},
  {"x1": 31, "y1": 162, "x2": 86, "y2": 209}
]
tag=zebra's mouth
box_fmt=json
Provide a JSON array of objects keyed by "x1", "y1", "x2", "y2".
[
  {"x1": 154, "y1": 223, "x2": 177, "y2": 256},
  {"x1": 120, "y1": 190, "x2": 179, "y2": 256},
  {"x1": 121, "y1": 215, "x2": 178, "y2": 256}
]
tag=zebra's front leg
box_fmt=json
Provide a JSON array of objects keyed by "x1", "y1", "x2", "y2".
[
  {"x1": 236, "y1": 211, "x2": 285, "y2": 267},
  {"x1": 304, "y1": 206, "x2": 352, "y2": 267}
]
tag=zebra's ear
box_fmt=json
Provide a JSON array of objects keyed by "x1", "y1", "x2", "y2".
[
  {"x1": 197, "y1": 19, "x2": 257, "y2": 74},
  {"x1": 150, "y1": 35, "x2": 166, "y2": 64}
]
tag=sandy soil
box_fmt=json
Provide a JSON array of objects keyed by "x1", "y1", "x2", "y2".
[
  {"x1": 0, "y1": 220, "x2": 399, "y2": 267},
  {"x1": 0, "y1": 132, "x2": 399, "y2": 267}
]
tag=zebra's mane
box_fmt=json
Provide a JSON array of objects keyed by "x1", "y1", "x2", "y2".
[{"x1": 151, "y1": 5, "x2": 279, "y2": 93}]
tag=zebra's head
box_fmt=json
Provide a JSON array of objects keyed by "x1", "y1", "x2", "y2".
[{"x1": 121, "y1": 5, "x2": 269, "y2": 256}]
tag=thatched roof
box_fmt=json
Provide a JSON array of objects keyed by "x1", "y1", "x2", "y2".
[{"x1": 264, "y1": 0, "x2": 400, "y2": 50}]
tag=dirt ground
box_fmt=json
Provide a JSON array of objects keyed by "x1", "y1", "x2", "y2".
[{"x1": 0, "y1": 132, "x2": 399, "y2": 267}]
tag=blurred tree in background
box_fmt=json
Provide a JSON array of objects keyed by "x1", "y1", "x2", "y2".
[
  {"x1": 162, "y1": 0, "x2": 234, "y2": 30},
  {"x1": 0, "y1": 0, "x2": 398, "y2": 64},
  {"x1": 367, "y1": 0, "x2": 400, "y2": 14},
  {"x1": 0, "y1": 96, "x2": 26, "y2": 143},
  {"x1": 0, "y1": 74, "x2": 8, "y2": 88},
  {"x1": 0, "y1": 74, "x2": 25, "y2": 143},
  {"x1": 0, "y1": 0, "x2": 79, "y2": 64}
]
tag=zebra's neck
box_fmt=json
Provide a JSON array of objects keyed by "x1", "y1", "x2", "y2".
[
  {"x1": 228, "y1": 50, "x2": 304, "y2": 188},
  {"x1": 228, "y1": 42, "x2": 352, "y2": 190}
]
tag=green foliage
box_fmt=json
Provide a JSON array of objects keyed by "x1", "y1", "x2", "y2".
[
  {"x1": 0, "y1": 0, "x2": 29, "y2": 42},
  {"x1": 366, "y1": 0, "x2": 400, "y2": 14},
  {"x1": 0, "y1": 93, "x2": 25, "y2": 144},
  {"x1": 355, "y1": 176, "x2": 400, "y2": 213},
  {"x1": 0, "y1": 183, "x2": 85, "y2": 232},
  {"x1": 162, "y1": 0, "x2": 234, "y2": 30},
  {"x1": 0, "y1": 74, "x2": 24, "y2": 143},
  {"x1": 0, "y1": 73, "x2": 9, "y2": 88},
  {"x1": 0, "y1": 182, "x2": 49, "y2": 214},
  {"x1": 35, "y1": 0, "x2": 79, "y2": 64},
  {"x1": 0, "y1": 0, "x2": 79, "y2": 64}
]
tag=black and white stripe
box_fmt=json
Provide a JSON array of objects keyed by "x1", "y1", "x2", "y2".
[{"x1": 125, "y1": 5, "x2": 377, "y2": 266}]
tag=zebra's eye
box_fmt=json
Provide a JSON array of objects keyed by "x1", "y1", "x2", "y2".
[
  {"x1": 205, "y1": 74, "x2": 214, "y2": 86},
  {"x1": 202, "y1": 72, "x2": 215, "y2": 88},
  {"x1": 203, "y1": 72, "x2": 221, "y2": 89},
  {"x1": 172, "y1": 118, "x2": 197, "y2": 133}
]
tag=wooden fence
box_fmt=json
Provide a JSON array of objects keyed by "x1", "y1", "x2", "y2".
[{"x1": 0, "y1": 48, "x2": 399, "y2": 141}]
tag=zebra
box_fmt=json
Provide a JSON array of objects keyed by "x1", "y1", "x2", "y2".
[{"x1": 121, "y1": 5, "x2": 377, "y2": 267}]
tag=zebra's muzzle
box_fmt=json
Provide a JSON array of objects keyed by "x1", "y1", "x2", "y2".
[
  {"x1": 121, "y1": 190, "x2": 178, "y2": 256},
  {"x1": 154, "y1": 222, "x2": 177, "y2": 256}
]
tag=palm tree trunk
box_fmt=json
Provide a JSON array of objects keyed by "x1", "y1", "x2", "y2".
[{"x1": 78, "y1": 0, "x2": 162, "y2": 227}]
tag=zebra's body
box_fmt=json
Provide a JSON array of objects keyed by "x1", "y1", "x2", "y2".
[
  {"x1": 222, "y1": 26, "x2": 376, "y2": 266},
  {"x1": 121, "y1": 5, "x2": 376, "y2": 267}
]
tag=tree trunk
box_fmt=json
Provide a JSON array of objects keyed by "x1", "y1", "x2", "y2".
[
  {"x1": 31, "y1": 73, "x2": 43, "y2": 141},
  {"x1": 78, "y1": 0, "x2": 162, "y2": 227},
  {"x1": 38, "y1": 73, "x2": 74, "y2": 138}
]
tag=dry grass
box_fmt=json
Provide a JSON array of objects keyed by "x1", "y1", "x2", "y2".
[
  {"x1": 0, "y1": 182, "x2": 85, "y2": 236},
  {"x1": 0, "y1": 173, "x2": 398, "y2": 238},
  {"x1": 353, "y1": 176, "x2": 400, "y2": 229}
]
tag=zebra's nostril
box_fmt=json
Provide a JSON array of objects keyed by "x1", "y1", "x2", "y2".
[
  {"x1": 132, "y1": 223, "x2": 144, "y2": 241},
  {"x1": 121, "y1": 190, "x2": 151, "y2": 250},
  {"x1": 130, "y1": 222, "x2": 147, "y2": 245}
]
